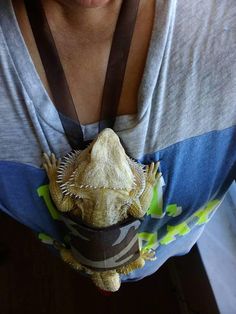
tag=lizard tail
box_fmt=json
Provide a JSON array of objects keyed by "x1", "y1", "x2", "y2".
[{"x1": 91, "y1": 270, "x2": 121, "y2": 292}]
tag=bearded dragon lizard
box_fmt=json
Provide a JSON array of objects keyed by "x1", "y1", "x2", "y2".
[{"x1": 43, "y1": 128, "x2": 160, "y2": 292}]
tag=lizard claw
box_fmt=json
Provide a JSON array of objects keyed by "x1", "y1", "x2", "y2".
[
  {"x1": 145, "y1": 161, "x2": 160, "y2": 185},
  {"x1": 141, "y1": 249, "x2": 157, "y2": 261},
  {"x1": 43, "y1": 153, "x2": 60, "y2": 179}
]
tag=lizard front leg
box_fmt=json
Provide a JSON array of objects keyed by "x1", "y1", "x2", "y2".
[
  {"x1": 139, "y1": 161, "x2": 160, "y2": 213},
  {"x1": 43, "y1": 153, "x2": 74, "y2": 212},
  {"x1": 59, "y1": 246, "x2": 93, "y2": 275},
  {"x1": 128, "y1": 162, "x2": 160, "y2": 218}
]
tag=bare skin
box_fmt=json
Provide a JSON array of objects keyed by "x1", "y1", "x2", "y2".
[{"x1": 12, "y1": 0, "x2": 155, "y2": 124}]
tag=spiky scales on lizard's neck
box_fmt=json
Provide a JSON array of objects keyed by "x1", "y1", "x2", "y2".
[
  {"x1": 57, "y1": 128, "x2": 145, "y2": 193},
  {"x1": 56, "y1": 128, "x2": 146, "y2": 227}
]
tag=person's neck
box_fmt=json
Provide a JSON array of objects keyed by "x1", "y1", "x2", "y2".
[{"x1": 41, "y1": 0, "x2": 123, "y2": 40}]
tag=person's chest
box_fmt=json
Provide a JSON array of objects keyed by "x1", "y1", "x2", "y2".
[{"x1": 12, "y1": 0, "x2": 155, "y2": 125}]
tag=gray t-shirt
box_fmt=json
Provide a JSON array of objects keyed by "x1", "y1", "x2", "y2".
[{"x1": 0, "y1": 0, "x2": 236, "y2": 281}]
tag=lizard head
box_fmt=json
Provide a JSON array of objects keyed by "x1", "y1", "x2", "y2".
[{"x1": 57, "y1": 128, "x2": 145, "y2": 227}]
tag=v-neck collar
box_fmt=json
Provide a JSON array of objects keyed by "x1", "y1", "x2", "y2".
[{"x1": 0, "y1": 0, "x2": 166, "y2": 138}]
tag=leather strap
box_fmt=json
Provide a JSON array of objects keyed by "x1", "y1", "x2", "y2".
[
  {"x1": 24, "y1": 0, "x2": 140, "y2": 149},
  {"x1": 99, "y1": 0, "x2": 140, "y2": 130}
]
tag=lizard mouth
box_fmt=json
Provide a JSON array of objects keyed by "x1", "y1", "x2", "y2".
[{"x1": 56, "y1": 149, "x2": 146, "y2": 201}]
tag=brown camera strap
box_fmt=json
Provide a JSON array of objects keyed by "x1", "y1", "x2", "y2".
[{"x1": 24, "y1": 0, "x2": 140, "y2": 149}]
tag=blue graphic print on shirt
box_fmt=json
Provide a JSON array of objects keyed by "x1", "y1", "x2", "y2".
[{"x1": 0, "y1": 127, "x2": 235, "y2": 280}]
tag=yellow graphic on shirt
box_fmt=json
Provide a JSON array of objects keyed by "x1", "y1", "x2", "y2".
[
  {"x1": 159, "y1": 222, "x2": 191, "y2": 245},
  {"x1": 37, "y1": 184, "x2": 60, "y2": 220},
  {"x1": 138, "y1": 232, "x2": 159, "y2": 252},
  {"x1": 194, "y1": 199, "x2": 220, "y2": 225},
  {"x1": 138, "y1": 175, "x2": 221, "y2": 251},
  {"x1": 37, "y1": 182, "x2": 221, "y2": 255}
]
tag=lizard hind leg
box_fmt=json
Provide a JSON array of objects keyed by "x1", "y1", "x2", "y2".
[
  {"x1": 59, "y1": 247, "x2": 84, "y2": 272},
  {"x1": 56, "y1": 243, "x2": 121, "y2": 292},
  {"x1": 117, "y1": 256, "x2": 145, "y2": 275}
]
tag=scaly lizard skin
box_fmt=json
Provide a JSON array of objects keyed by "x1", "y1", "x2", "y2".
[{"x1": 43, "y1": 128, "x2": 160, "y2": 292}]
